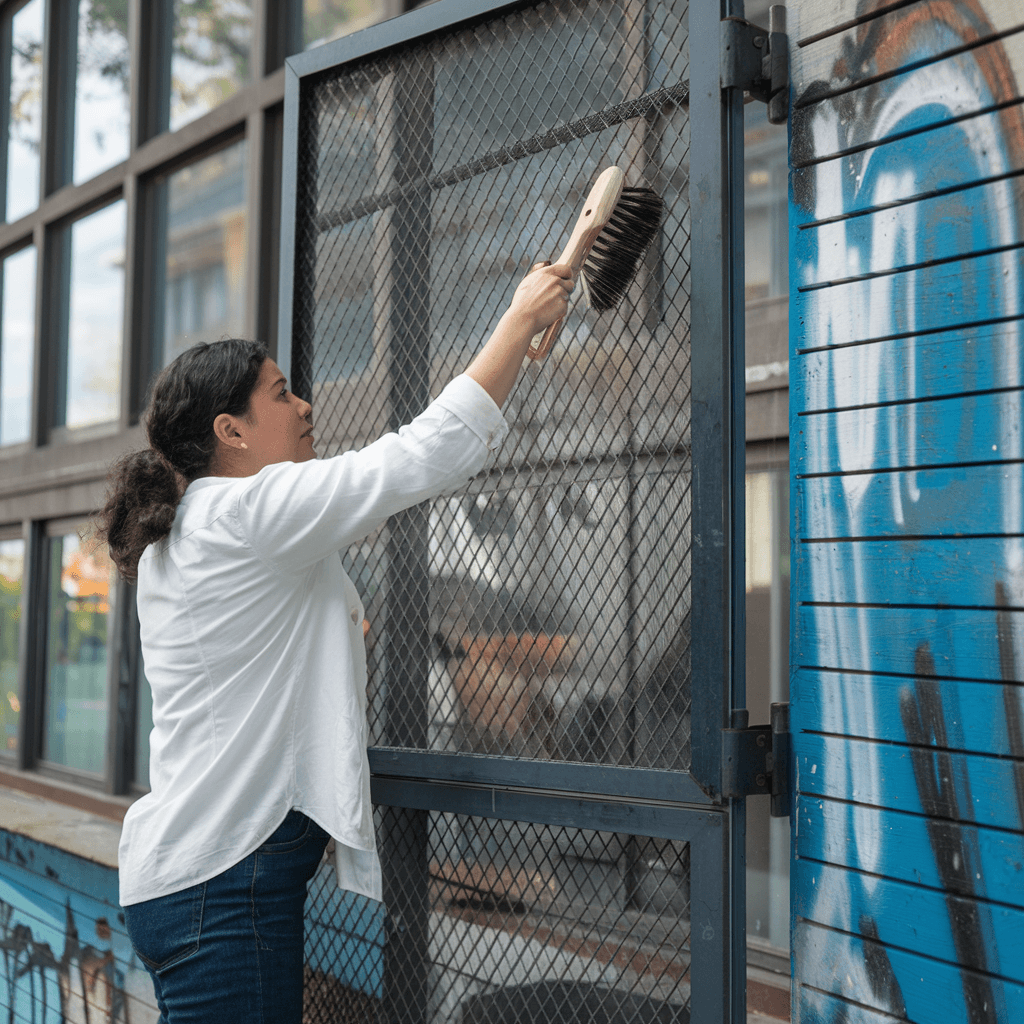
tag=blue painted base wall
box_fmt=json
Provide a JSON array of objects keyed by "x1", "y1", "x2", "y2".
[{"x1": 0, "y1": 829, "x2": 159, "y2": 1023}]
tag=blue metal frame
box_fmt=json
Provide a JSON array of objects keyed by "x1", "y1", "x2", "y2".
[
  {"x1": 369, "y1": 749, "x2": 711, "y2": 805},
  {"x1": 276, "y1": 2, "x2": 747, "y2": 1019},
  {"x1": 689, "y1": 0, "x2": 747, "y2": 1015}
]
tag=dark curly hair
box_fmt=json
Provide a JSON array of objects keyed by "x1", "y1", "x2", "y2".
[{"x1": 96, "y1": 339, "x2": 268, "y2": 582}]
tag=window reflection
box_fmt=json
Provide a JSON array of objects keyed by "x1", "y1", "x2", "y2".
[
  {"x1": 157, "y1": 141, "x2": 247, "y2": 367},
  {"x1": 304, "y1": 0, "x2": 385, "y2": 50},
  {"x1": 63, "y1": 200, "x2": 126, "y2": 429},
  {"x1": 0, "y1": 245, "x2": 35, "y2": 446},
  {"x1": 73, "y1": 0, "x2": 130, "y2": 184},
  {"x1": 43, "y1": 531, "x2": 114, "y2": 775},
  {"x1": 6, "y1": 0, "x2": 42, "y2": 222},
  {"x1": 745, "y1": 468, "x2": 790, "y2": 951},
  {"x1": 170, "y1": 0, "x2": 253, "y2": 132},
  {"x1": 135, "y1": 657, "x2": 152, "y2": 788},
  {"x1": 744, "y1": 103, "x2": 789, "y2": 302},
  {"x1": 0, "y1": 538, "x2": 23, "y2": 756}
]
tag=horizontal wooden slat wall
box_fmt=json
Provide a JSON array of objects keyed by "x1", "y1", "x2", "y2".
[{"x1": 788, "y1": 1, "x2": 1024, "y2": 1023}]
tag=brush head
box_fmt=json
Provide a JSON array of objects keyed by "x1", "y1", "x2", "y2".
[{"x1": 580, "y1": 187, "x2": 664, "y2": 312}]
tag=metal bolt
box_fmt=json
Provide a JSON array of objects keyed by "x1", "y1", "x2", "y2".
[
  {"x1": 756, "y1": 773, "x2": 767, "y2": 788},
  {"x1": 756, "y1": 734, "x2": 767, "y2": 747}
]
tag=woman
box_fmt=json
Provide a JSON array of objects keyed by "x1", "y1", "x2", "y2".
[{"x1": 99, "y1": 263, "x2": 573, "y2": 1022}]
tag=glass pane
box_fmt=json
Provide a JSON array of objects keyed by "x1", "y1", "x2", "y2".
[
  {"x1": 73, "y1": 0, "x2": 130, "y2": 184},
  {"x1": 170, "y1": 0, "x2": 253, "y2": 133},
  {"x1": 158, "y1": 140, "x2": 247, "y2": 367},
  {"x1": 0, "y1": 245, "x2": 35, "y2": 445},
  {"x1": 6, "y1": 0, "x2": 43, "y2": 221},
  {"x1": 743, "y1": 102, "x2": 789, "y2": 302},
  {"x1": 304, "y1": 0, "x2": 385, "y2": 51},
  {"x1": 135, "y1": 655, "x2": 153, "y2": 787},
  {"x1": 43, "y1": 532, "x2": 114, "y2": 775},
  {"x1": 0, "y1": 538, "x2": 24, "y2": 757},
  {"x1": 64, "y1": 200, "x2": 126, "y2": 428},
  {"x1": 745, "y1": 469, "x2": 790, "y2": 952}
]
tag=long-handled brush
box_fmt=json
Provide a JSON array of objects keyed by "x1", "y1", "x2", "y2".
[{"x1": 527, "y1": 166, "x2": 663, "y2": 360}]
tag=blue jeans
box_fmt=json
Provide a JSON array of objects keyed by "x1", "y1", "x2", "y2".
[{"x1": 123, "y1": 810, "x2": 330, "y2": 1024}]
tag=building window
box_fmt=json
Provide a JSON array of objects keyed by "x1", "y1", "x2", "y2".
[
  {"x1": 42, "y1": 526, "x2": 115, "y2": 775},
  {"x1": 57, "y1": 198, "x2": 126, "y2": 430},
  {"x1": 0, "y1": 533, "x2": 23, "y2": 757},
  {"x1": 170, "y1": 0, "x2": 253, "y2": 132},
  {"x1": 303, "y1": 0, "x2": 385, "y2": 50},
  {"x1": 0, "y1": 0, "x2": 289, "y2": 795},
  {"x1": 5, "y1": 0, "x2": 43, "y2": 222},
  {"x1": 0, "y1": 244, "x2": 35, "y2": 446},
  {"x1": 72, "y1": 0, "x2": 131, "y2": 185},
  {"x1": 153, "y1": 139, "x2": 247, "y2": 368}
]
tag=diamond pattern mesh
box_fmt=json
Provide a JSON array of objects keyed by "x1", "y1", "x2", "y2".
[
  {"x1": 292, "y1": 0, "x2": 692, "y2": 773},
  {"x1": 304, "y1": 811, "x2": 690, "y2": 1024},
  {"x1": 294, "y1": 1, "x2": 696, "y2": 1014}
]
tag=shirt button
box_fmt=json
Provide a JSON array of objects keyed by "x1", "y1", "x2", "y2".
[{"x1": 351, "y1": 608, "x2": 359, "y2": 624}]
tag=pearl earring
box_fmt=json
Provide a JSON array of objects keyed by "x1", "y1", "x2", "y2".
[{"x1": 240, "y1": 443, "x2": 248, "y2": 450}]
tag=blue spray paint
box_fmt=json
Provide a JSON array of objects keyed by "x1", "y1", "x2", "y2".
[
  {"x1": 791, "y1": 1, "x2": 1024, "y2": 1021},
  {"x1": 0, "y1": 833, "x2": 156, "y2": 1023}
]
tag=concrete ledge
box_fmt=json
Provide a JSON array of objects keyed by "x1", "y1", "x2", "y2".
[
  {"x1": 0, "y1": 765, "x2": 134, "y2": 821},
  {"x1": 0, "y1": 786, "x2": 121, "y2": 869}
]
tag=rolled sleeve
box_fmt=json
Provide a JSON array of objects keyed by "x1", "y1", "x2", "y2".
[{"x1": 432, "y1": 374, "x2": 509, "y2": 454}]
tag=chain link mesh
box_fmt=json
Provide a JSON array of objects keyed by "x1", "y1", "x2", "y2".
[
  {"x1": 292, "y1": 0, "x2": 691, "y2": 773},
  {"x1": 304, "y1": 810, "x2": 690, "y2": 1023}
]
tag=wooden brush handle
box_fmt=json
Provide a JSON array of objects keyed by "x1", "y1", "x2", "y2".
[{"x1": 527, "y1": 167, "x2": 625, "y2": 360}]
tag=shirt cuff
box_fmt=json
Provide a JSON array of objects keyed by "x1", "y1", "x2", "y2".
[{"x1": 433, "y1": 374, "x2": 509, "y2": 453}]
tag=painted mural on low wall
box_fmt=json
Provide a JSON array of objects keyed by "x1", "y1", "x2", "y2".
[
  {"x1": 0, "y1": 832, "x2": 158, "y2": 1024},
  {"x1": 791, "y1": 0, "x2": 1024, "y2": 1021}
]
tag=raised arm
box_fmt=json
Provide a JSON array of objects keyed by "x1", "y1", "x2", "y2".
[{"x1": 464, "y1": 263, "x2": 574, "y2": 408}]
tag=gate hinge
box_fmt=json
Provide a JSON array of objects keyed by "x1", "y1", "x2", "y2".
[
  {"x1": 720, "y1": 5, "x2": 788, "y2": 124},
  {"x1": 721, "y1": 703, "x2": 791, "y2": 816}
]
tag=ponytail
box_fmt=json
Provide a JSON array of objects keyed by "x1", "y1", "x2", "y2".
[
  {"x1": 97, "y1": 449, "x2": 182, "y2": 583},
  {"x1": 95, "y1": 338, "x2": 268, "y2": 582}
]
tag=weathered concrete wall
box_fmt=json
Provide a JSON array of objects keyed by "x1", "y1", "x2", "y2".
[{"x1": 789, "y1": 1, "x2": 1024, "y2": 1021}]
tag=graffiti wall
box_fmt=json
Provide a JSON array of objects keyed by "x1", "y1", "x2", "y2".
[
  {"x1": 0, "y1": 830, "x2": 159, "y2": 1023},
  {"x1": 789, "y1": 0, "x2": 1024, "y2": 1021}
]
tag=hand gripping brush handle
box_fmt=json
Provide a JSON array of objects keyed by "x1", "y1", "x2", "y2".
[{"x1": 527, "y1": 166, "x2": 663, "y2": 360}]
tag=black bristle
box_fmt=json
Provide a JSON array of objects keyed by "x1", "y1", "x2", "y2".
[{"x1": 580, "y1": 186, "x2": 664, "y2": 312}]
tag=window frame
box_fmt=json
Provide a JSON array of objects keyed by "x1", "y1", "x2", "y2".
[
  {"x1": 139, "y1": 127, "x2": 249, "y2": 387},
  {"x1": 0, "y1": 0, "x2": 443, "y2": 799},
  {"x1": 1, "y1": 0, "x2": 45, "y2": 223},
  {"x1": 31, "y1": 515, "x2": 114, "y2": 785},
  {"x1": 44, "y1": 188, "x2": 127, "y2": 440}
]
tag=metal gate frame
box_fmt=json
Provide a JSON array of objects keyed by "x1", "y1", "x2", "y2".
[{"x1": 277, "y1": 0, "x2": 749, "y2": 1019}]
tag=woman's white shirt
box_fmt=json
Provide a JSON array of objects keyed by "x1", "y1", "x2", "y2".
[{"x1": 118, "y1": 375, "x2": 508, "y2": 907}]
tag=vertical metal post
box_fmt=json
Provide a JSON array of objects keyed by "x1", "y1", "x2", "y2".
[
  {"x1": 690, "y1": 0, "x2": 747, "y2": 1019},
  {"x1": 283, "y1": 71, "x2": 315, "y2": 404},
  {"x1": 110, "y1": 582, "x2": 141, "y2": 795},
  {"x1": 381, "y1": 57, "x2": 434, "y2": 1024},
  {"x1": 275, "y1": 61, "x2": 301, "y2": 391},
  {"x1": 14, "y1": 520, "x2": 42, "y2": 772},
  {"x1": 689, "y1": 816, "x2": 730, "y2": 1024},
  {"x1": 0, "y1": 12, "x2": 12, "y2": 222}
]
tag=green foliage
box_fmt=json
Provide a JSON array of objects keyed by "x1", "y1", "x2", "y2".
[
  {"x1": 174, "y1": 0, "x2": 252, "y2": 79},
  {"x1": 304, "y1": 0, "x2": 380, "y2": 48},
  {"x1": 81, "y1": 0, "x2": 131, "y2": 90}
]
